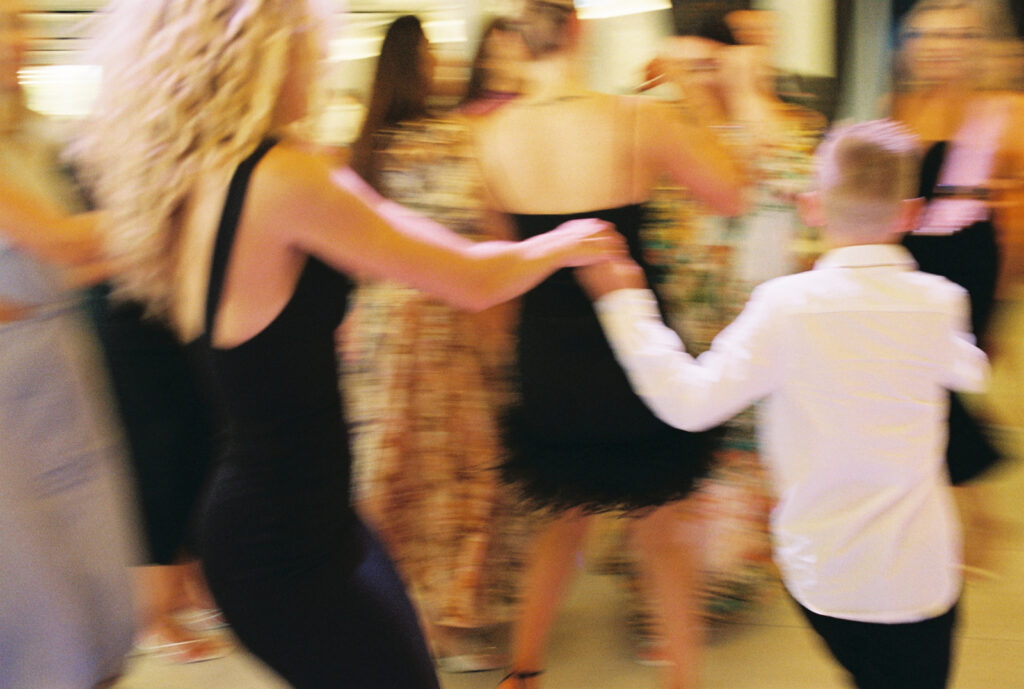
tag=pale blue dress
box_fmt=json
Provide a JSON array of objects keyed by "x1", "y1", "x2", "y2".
[{"x1": 0, "y1": 113, "x2": 138, "y2": 689}]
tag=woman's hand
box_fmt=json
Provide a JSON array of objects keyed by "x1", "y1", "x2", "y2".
[{"x1": 536, "y1": 218, "x2": 627, "y2": 268}]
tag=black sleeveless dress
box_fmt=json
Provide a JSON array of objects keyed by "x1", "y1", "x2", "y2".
[
  {"x1": 501, "y1": 204, "x2": 716, "y2": 512},
  {"x1": 902, "y1": 140, "x2": 1002, "y2": 484},
  {"x1": 194, "y1": 140, "x2": 440, "y2": 688}
]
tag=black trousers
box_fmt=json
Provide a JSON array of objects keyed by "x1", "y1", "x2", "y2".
[{"x1": 796, "y1": 599, "x2": 958, "y2": 689}]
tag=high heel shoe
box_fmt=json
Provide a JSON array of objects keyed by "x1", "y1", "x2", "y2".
[{"x1": 497, "y1": 669, "x2": 543, "y2": 688}]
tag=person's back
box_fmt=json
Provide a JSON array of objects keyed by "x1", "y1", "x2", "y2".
[
  {"x1": 476, "y1": 85, "x2": 742, "y2": 216},
  {"x1": 738, "y1": 253, "x2": 971, "y2": 620},
  {"x1": 471, "y1": 2, "x2": 741, "y2": 217},
  {"x1": 478, "y1": 5, "x2": 746, "y2": 689},
  {"x1": 476, "y1": 92, "x2": 652, "y2": 213},
  {"x1": 581, "y1": 119, "x2": 988, "y2": 689},
  {"x1": 476, "y1": 54, "x2": 741, "y2": 511}
]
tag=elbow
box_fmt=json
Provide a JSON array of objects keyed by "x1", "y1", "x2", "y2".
[
  {"x1": 669, "y1": 415, "x2": 719, "y2": 433},
  {"x1": 648, "y1": 401, "x2": 719, "y2": 433}
]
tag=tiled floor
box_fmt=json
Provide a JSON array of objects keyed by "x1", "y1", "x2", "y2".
[{"x1": 113, "y1": 300, "x2": 1024, "y2": 689}]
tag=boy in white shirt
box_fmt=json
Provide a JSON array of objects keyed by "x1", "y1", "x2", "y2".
[{"x1": 576, "y1": 119, "x2": 988, "y2": 689}]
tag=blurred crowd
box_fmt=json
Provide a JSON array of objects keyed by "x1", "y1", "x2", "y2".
[{"x1": 2, "y1": 1, "x2": 1023, "y2": 689}]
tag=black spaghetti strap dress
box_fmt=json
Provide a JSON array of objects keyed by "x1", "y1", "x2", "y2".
[
  {"x1": 193, "y1": 140, "x2": 441, "y2": 688},
  {"x1": 500, "y1": 204, "x2": 716, "y2": 512}
]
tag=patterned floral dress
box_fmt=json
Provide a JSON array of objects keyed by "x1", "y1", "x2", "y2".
[
  {"x1": 341, "y1": 117, "x2": 528, "y2": 633},
  {"x1": 609, "y1": 106, "x2": 824, "y2": 642}
]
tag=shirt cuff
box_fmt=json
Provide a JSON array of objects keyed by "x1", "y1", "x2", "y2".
[
  {"x1": 594, "y1": 288, "x2": 674, "y2": 353},
  {"x1": 594, "y1": 288, "x2": 662, "y2": 322}
]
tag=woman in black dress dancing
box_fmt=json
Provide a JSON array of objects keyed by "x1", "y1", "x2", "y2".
[
  {"x1": 74, "y1": 2, "x2": 622, "y2": 687},
  {"x1": 892, "y1": 1, "x2": 1014, "y2": 484},
  {"x1": 472, "y1": 3, "x2": 744, "y2": 688}
]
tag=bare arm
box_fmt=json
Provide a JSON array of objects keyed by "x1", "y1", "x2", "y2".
[
  {"x1": 637, "y1": 99, "x2": 746, "y2": 217},
  {"x1": 251, "y1": 146, "x2": 623, "y2": 312},
  {"x1": 0, "y1": 177, "x2": 104, "y2": 267}
]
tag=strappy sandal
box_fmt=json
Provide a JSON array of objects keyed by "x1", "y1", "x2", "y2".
[
  {"x1": 175, "y1": 607, "x2": 229, "y2": 632},
  {"x1": 133, "y1": 629, "x2": 232, "y2": 664},
  {"x1": 498, "y1": 669, "x2": 543, "y2": 688}
]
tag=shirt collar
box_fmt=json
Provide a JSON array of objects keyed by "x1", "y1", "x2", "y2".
[{"x1": 814, "y1": 243, "x2": 918, "y2": 271}]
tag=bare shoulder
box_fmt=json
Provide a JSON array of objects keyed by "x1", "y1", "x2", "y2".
[
  {"x1": 631, "y1": 97, "x2": 696, "y2": 153},
  {"x1": 251, "y1": 143, "x2": 334, "y2": 196},
  {"x1": 246, "y1": 143, "x2": 346, "y2": 227},
  {"x1": 631, "y1": 96, "x2": 688, "y2": 134}
]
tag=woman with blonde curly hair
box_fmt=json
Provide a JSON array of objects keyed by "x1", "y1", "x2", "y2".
[{"x1": 73, "y1": 1, "x2": 622, "y2": 687}]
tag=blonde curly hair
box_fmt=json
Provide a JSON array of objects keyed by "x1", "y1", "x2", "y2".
[{"x1": 73, "y1": 0, "x2": 323, "y2": 321}]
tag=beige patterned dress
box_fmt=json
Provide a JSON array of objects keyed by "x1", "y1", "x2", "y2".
[{"x1": 341, "y1": 117, "x2": 528, "y2": 633}]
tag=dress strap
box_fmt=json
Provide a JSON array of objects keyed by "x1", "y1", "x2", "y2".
[{"x1": 204, "y1": 138, "x2": 279, "y2": 337}]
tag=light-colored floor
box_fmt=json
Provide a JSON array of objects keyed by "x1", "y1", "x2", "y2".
[{"x1": 112, "y1": 453, "x2": 1024, "y2": 689}]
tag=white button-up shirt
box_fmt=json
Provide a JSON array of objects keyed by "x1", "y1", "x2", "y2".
[{"x1": 595, "y1": 243, "x2": 989, "y2": 622}]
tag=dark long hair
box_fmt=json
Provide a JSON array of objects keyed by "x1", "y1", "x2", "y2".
[
  {"x1": 669, "y1": 0, "x2": 747, "y2": 42},
  {"x1": 350, "y1": 15, "x2": 430, "y2": 189},
  {"x1": 461, "y1": 17, "x2": 523, "y2": 106}
]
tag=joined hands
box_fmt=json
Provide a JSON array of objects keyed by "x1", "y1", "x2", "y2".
[{"x1": 575, "y1": 256, "x2": 649, "y2": 300}]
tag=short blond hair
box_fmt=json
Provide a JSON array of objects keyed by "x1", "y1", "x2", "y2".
[{"x1": 815, "y1": 119, "x2": 922, "y2": 235}]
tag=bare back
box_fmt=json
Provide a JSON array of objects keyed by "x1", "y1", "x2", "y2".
[
  {"x1": 171, "y1": 147, "x2": 305, "y2": 347},
  {"x1": 474, "y1": 91, "x2": 742, "y2": 217},
  {"x1": 474, "y1": 93, "x2": 653, "y2": 213}
]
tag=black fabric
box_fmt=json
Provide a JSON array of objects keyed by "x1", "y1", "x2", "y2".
[
  {"x1": 193, "y1": 140, "x2": 440, "y2": 689},
  {"x1": 902, "y1": 141, "x2": 1004, "y2": 485},
  {"x1": 86, "y1": 287, "x2": 214, "y2": 564},
  {"x1": 501, "y1": 204, "x2": 717, "y2": 512},
  {"x1": 796, "y1": 599, "x2": 958, "y2": 689}
]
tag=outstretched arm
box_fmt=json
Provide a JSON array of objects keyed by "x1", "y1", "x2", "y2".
[
  {"x1": 577, "y1": 259, "x2": 780, "y2": 430},
  {"x1": 0, "y1": 177, "x2": 104, "y2": 267},
  {"x1": 254, "y1": 146, "x2": 624, "y2": 312},
  {"x1": 638, "y1": 99, "x2": 746, "y2": 217}
]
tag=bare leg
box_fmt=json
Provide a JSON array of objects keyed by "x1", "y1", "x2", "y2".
[
  {"x1": 134, "y1": 564, "x2": 230, "y2": 662},
  {"x1": 630, "y1": 502, "x2": 706, "y2": 689},
  {"x1": 499, "y1": 509, "x2": 592, "y2": 688},
  {"x1": 180, "y1": 559, "x2": 219, "y2": 611}
]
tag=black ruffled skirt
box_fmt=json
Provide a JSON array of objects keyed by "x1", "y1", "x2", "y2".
[{"x1": 500, "y1": 296, "x2": 717, "y2": 514}]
